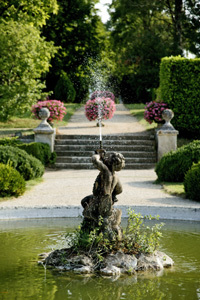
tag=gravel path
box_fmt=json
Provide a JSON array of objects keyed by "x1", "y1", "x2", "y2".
[
  {"x1": 0, "y1": 104, "x2": 199, "y2": 221},
  {"x1": 58, "y1": 104, "x2": 147, "y2": 135}
]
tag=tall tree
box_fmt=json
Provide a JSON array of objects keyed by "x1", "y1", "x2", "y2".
[
  {"x1": 165, "y1": 0, "x2": 200, "y2": 56},
  {"x1": 109, "y1": 0, "x2": 200, "y2": 102},
  {"x1": 0, "y1": 0, "x2": 58, "y2": 27},
  {"x1": 110, "y1": 0, "x2": 173, "y2": 102},
  {"x1": 0, "y1": 0, "x2": 58, "y2": 120},
  {"x1": 0, "y1": 21, "x2": 57, "y2": 120},
  {"x1": 42, "y1": 0, "x2": 106, "y2": 102}
]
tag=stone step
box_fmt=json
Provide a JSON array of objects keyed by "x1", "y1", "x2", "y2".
[
  {"x1": 54, "y1": 162, "x2": 155, "y2": 170},
  {"x1": 54, "y1": 144, "x2": 155, "y2": 152},
  {"x1": 54, "y1": 133, "x2": 157, "y2": 169},
  {"x1": 55, "y1": 139, "x2": 155, "y2": 146},
  {"x1": 54, "y1": 150, "x2": 156, "y2": 158},
  {"x1": 56, "y1": 133, "x2": 155, "y2": 141},
  {"x1": 55, "y1": 156, "x2": 156, "y2": 164}
]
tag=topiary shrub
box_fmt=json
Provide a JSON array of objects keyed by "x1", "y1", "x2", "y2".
[
  {"x1": 0, "y1": 138, "x2": 56, "y2": 166},
  {"x1": 0, "y1": 163, "x2": 26, "y2": 197},
  {"x1": 155, "y1": 140, "x2": 200, "y2": 182},
  {"x1": 17, "y1": 142, "x2": 57, "y2": 166},
  {"x1": 0, "y1": 146, "x2": 44, "y2": 180},
  {"x1": 0, "y1": 137, "x2": 21, "y2": 146},
  {"x1": 159, "y1": 56, "x2": 200, "y2": 138},
  {"x1": 184, "y1": 163, "x2": 200, "y2": 201},
  {"x1": 55, "y1": 71, "x2": 76, "y2": 103}
]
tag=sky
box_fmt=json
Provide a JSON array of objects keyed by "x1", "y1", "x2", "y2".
[{"x1": 95, "y1": 0, "x2": 112, "y2": 23}]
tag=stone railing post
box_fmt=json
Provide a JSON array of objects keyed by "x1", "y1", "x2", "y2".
[
  {"x1": 33, "y1": 108, "x2": 56, "y2": 152},
  {"x1": 156, "y1": 109, "x2": 179, "y2": 161}
]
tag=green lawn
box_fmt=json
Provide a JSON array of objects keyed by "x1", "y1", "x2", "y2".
[
  {"x1": 0, "y1": 102, "x2": 192, "y2": 200},
  {"x1": 0, "y1": 103, "x2": 81, "y2": 136},
  {"x1": 125, "y1": 104, "x2": 190, "y2": 199},
  {"x1": 162, "y1": 182, "x2": 185, "y2": 198},
  {"x1": 0, "y1": 177, "x2": 44, "y2": 202},
  {"x1": 125, "y1": 104, "x2": 157, "y2": 130}
]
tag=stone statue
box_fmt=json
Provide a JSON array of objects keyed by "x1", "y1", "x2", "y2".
[{"x1": 81, "y1": 150, "x2": 125, "y2": 239}]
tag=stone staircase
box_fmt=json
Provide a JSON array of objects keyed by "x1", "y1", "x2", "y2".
[{"x1": 54, "y1": 132, "x2": 157, "y2": 169}]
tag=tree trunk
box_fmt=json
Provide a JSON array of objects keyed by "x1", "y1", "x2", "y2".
[{"x1": 173, "y1": 0, "x2": 183, "y2": 55}]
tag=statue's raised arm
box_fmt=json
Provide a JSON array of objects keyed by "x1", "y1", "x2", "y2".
[{"x1": 92, "y1": 149, "x2": 108, "y2": 172}]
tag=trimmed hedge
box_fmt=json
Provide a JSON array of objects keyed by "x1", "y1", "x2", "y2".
[
  {"x1": 17, "y1": 142, "x2": 56, "y2": 166},
  {"x1": 0, "y1": 137, "x2": 20, "y2": 146},
  {"x1": 0, "y1": 146, "x2": 44, "y2": 180},
  {"x1": 55, "y1": 71, "x2": 76, "y2": 103},
  {"x1": 155, "y1": 140, "x2": 200, "y2": 182},
  {"x1": 0, "y1": 137, "x2": 56, "y2": 166},
  {"x1": 160, "y1": 56, "x2": 200, "y2": 138},
  {"x1": 184, "y1": 162, "x2": 200, "y2": 201},
  {"x1": 0, "y1": 163, "x2": 26, "y2": 197}
]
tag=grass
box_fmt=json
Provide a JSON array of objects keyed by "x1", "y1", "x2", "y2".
[
  {"x1": 25, "y1": 177, "x2": 44, "y2": 192},
  {"x1": 125, "y1": 104, "x2": 157, "y2": 130},
  {"x1": 0, "y1": 103, "x2": 81, "y2": 136},
  {"x1": 162, "y1": 182, "x2": 185, "y2": 198},
  {"x1": 125, "y1": 103, "x2": 190, "y2": 200},
  {"x1": 0, "y1": 177, "x2": 44, "y2": 202},
  {"x1": 125, "y1": 103, "x2": 195, "y2": 148}
]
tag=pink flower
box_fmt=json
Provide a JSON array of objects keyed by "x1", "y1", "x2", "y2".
[
  {"x1": 31, "y1": 99, "x2": 67, "y2": 122},
  {"x1": 144, "y1": 101, "x2": 168, "y2": 124},
  {"x1": 85, "y1": 95, "x2": 116, "y2": 121}
]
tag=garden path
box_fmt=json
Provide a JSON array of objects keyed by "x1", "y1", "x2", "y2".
[
  {"x1": 58, "y1": 104, "x2": 146, "y2": 135},
  {"x1": 0, "y1": 104, "x2": 199, "y2": 221}
]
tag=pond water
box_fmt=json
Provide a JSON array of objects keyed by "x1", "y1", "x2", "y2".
[{"x1": 0, "y1": 218, "x2": 200, "y2": 300}]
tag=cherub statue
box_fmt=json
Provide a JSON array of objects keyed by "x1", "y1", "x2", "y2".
[{"x1": 81, "y1": 150, "x2": 125, "y2": 239}]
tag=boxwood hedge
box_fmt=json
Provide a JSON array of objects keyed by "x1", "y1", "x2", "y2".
[
  {"x1": 184, "y1": 162, "x2": 200, "y2": 202},
  {"x1": 0, "y1": 163, "x2": 26, "y2": 197},
  {"x1": 0, "y1": 146, "x2": 44, "y2": 180},
  {"x1": 0, "y1": 137, "x2": 56, "y2": 166},
  {"x1": 159, "y1": 56, "x2": 200, "y2": 138},
  {"x1": 183, "y1": 162, "x2": 200, "y2": 201},
  {"x1": 155, "y1": 140, "x2": 200, "y2": 182}
]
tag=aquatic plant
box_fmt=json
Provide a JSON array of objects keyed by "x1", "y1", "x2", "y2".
[{"x1": 65, "y1": 209, "x2": 164, "y2": 265}]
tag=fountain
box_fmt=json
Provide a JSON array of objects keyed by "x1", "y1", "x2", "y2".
[
  {"x1": 40, "y1": 117, "x2": 174, "y2": 276},
  {"x1": 97, "y1": 98, "x2": 103, "y2": 149}
]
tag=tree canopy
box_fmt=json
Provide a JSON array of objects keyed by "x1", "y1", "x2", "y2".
[
  {"x1": 0, "y1": 0, "x2": 58, "y2": 26},
  {"x1": 42, "y1": 0, "x2": 107, "y2": 102},
  {"x1": 0, "y1": 20, "x2": 57, "y2": 120},
  {"x1": 0, "y1": 0, "x2": 199, "y2": 117},
  {"x1": 109, "y1": 0, "x2": 200, "y2": 102}
]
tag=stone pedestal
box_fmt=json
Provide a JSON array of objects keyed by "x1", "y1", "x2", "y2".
[
  {"x1": 33, "y1": 108, "x2": 56, "y2": 152},
  {"x1": 156, "y1": 109, "x2": 179, "y2": 161}
]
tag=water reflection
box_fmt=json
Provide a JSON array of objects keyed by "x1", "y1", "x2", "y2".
[{"x1": 0, "y1": 218, "x2": 199, "y2": 300}]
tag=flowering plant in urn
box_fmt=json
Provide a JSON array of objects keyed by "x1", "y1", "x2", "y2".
[
  {"x1": 144, "y1": 101, "x2": 168, "y2": 124},
  {"x1": 85, "y1": 97, "x2": 116, "y2": 121},
  {"x1": 31, "y1": 100, "x2": 67, "y2": 123}
]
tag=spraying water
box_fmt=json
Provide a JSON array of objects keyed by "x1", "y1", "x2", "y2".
[
  {"x1": 97, "y1": 98, "x2": 103, "y2": 149},
  {"x1": 86, "y1": 58, "x2": 112, "y2": 149}
]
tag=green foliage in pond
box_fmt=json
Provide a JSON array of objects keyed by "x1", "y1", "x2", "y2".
[{"x1": 66, "y1": 209, "x2": 164, "y2": 266}]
